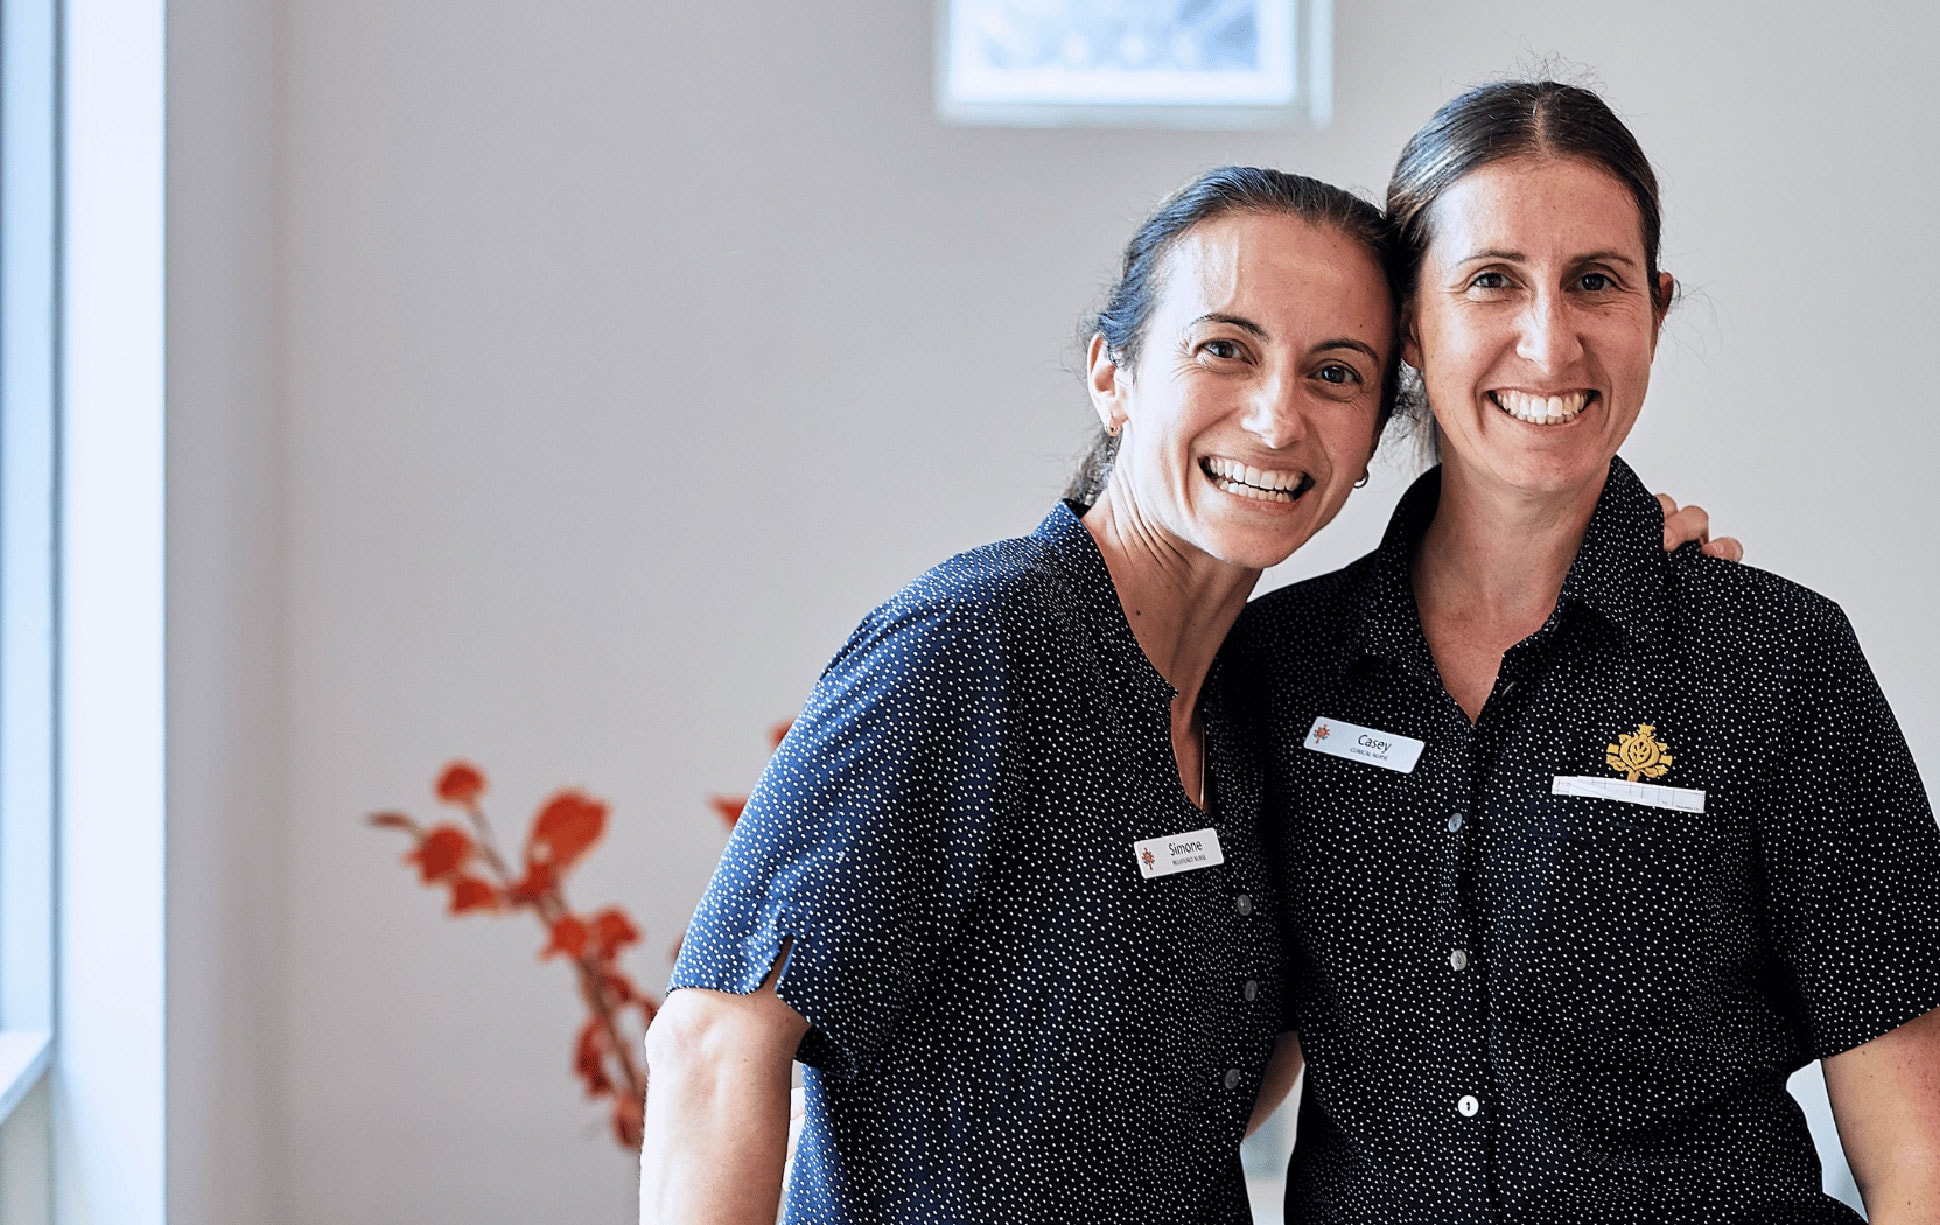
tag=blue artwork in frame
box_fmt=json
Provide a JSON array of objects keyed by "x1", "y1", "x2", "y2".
[{"x1": 940, "y1": 0, "x2": 1310, "y2": 120}]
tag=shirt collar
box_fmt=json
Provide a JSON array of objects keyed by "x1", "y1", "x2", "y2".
[
  {"x1": 1334, "y1": 455, "x2": 1671, "y2": 678},
  {"x1": 1033, "y1": 501, "x2": 1177, "y2": 703},
  {"x1": 1556, "y1": 455, "x2": 1673, "y2": 648}
]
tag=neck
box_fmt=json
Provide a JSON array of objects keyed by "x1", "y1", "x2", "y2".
[
  {"x1": 1411, "y1": 456, "x2": 1608, "y2": 724},
  {"x1": 1080, "y1": 482, "x2": 1259, "y2": 713}
]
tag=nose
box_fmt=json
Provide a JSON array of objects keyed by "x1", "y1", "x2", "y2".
[
  {"x1": 1516, "y1": 289, "x2": 1584, "y2": 373},
  {"x1": 1239, "y1": 373, "x2": 1310, "y2": 451}
]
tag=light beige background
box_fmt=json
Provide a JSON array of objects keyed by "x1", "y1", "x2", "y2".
[{"x1": 166, "y1": 2, "x2": 1939, "y2": 1222}]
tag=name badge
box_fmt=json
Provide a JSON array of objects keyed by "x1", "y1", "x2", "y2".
[
  {"x1": 1133, "y1": 827, "x2": 1225, "y2": 879},
  {"x1": 1551, "y1": 775, "x2": 1706, "y2": 813},
  {"x1": 1303, "y1": 716, "x2": 1424, "y2": 774}
]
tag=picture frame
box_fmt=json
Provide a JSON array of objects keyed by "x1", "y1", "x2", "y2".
[{"x1": 936, "y1": 0, "x2": 1330, "y2": 128}]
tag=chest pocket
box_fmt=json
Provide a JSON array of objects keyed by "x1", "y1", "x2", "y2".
[{"x1": 1490, "y1": 793, "x2": 1753, "y2": 1041}]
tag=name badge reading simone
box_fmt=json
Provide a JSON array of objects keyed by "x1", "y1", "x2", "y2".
[
  {"x1": 1303, "y1": 717, "x2": 1425, "y2": 774},
  {"x1": 1133, "y1": 827, "x2": 1225, "y2": 879}
]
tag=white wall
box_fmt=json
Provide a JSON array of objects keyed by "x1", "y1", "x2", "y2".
[
  {"x1": 161, "y1": 1, "x2": 1940, "y2": 1221},
  {"x1": 165, "y1": 0, "x2": 288, "y2": 1219}
]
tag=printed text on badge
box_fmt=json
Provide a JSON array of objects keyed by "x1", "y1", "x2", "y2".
[
  {"x1": 1304, "y1": 717, "x2": 1425, "y2": 774},
  {"x1": 1552, "y1": 775, "x2": 1706, "y2": 813},
  {"x1": 1133, "y1": 827, "x2": 1226, "y2": 879}
]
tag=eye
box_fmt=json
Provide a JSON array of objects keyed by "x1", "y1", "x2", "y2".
[
  {"x1": 1315, "y1": 363, "x2": 1361, "y2": 386},
  {"x1": 1200, "y1": 338, "x2": 1243, "y2": 360},
  {"x1": 1578, "y1": 271, "x2": 1616, "y2": 291},
  {"x1": 1468, "y1": 271, "x2": 1511, "y2": 291}
]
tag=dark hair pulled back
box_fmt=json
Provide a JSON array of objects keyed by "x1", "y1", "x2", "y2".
[
  {"x1": 1387, "y1": 81, "x2": 1668, "y2": 311},
  {"x1": 1067, "y1": 165, "x2": 1398, "y2": 506}
]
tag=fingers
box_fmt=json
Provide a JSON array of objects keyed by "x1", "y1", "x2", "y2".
[
  {"x1": 1661, "y1": 502, "x2": 1713, "y2": 552},
  {"x1": 1702, "y1": 536, "x2": 1745, "y2": 563},
  {"x1": 1658, "y1": 492, "x2": 1743, "y2": 561}
]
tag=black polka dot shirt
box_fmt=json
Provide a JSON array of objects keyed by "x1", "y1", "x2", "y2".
[
  {"x1": 1234, "y1": 457, "x2": 1940, "y2": 1224},
  {"x1": 671, "y1": 502, "x2": 1285, "y2": 1224}
]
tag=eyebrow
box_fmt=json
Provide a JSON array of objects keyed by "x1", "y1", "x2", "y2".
[
  {"x1": 1191, "y1": 316, "x2": 1379, "y2": 362},
  {"x1": 1189, "y1": 312, "x2": 1267, "y2": 338},
  {"x1": 1315, "y1": 338, "x2": 1382, "y2": 363},
  {"x1": 1458, "y1": 247, "x2": 1641, "y2": 268}
]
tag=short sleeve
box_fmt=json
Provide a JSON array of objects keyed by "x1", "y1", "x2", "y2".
[
  {"x1": 669, "y1": 593, "x2": 1008, "y2": 1075},
  {"x1": 1759, "y1": 600, "x2": 1940, "y2": 1058}
]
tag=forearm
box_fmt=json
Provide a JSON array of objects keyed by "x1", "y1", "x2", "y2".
[
  {"x1": 1856, "y1": 1162, "x2": 1940, "y2": 1225},
  {"x1": 1825, "y1": 1004, "x2": 1940, "y2": 1225},
  {"x1": 639, "y1": 987, "x2": 804, "y2": 1225}
]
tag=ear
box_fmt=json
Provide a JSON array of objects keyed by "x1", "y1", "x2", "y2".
[
  {"x1": 1085, "y1": 333, "x2": 1128, "y2": 433},
  {"x1": 1652, "y1": 272, "x2": 1675, "y2": 339},
  {"x1": 1398, "y1": 298, "x2": 1424, "y2": 372}
]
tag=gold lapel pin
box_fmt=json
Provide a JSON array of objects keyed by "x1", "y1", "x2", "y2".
[{"x1": 1606, "y1": 723, "x2": 1672, "y2": 783}]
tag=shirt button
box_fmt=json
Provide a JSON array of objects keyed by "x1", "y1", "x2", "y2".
[
  {"x1": 1447, "y1": 812, "x2": 1466, "y2": 833},
  {"x1": 1243, "y1": 980, "x2": 1259, "y2": 1002},
  {"x1": 1456, "y1": 1094, "x2": 1480, "y2": 1117},
  {"x1": 1235, "y1": 893, "x2": 1254, "y2": 916},
  {"x1": 1448, "y1": 949, "x2": 1468, "y2": 971},
  {"x1": 1224, "y1": 1068, "x2": 1242, "y2": 1090}
]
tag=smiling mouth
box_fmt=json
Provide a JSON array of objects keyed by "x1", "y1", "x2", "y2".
[
  {"x1": 1201, "y1": 457, "x2": 1315, "y2": 503},
  {"x1": 1489, "y1": 389, "x2": 1597, "y2": 425}
]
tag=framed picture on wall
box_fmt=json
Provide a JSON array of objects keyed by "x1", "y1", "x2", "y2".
[{"x1": 937, "y1": 0, "x2": 1329, "y2": 127}]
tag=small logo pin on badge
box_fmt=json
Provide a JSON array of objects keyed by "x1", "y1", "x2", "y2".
[
  {"x1": 1311, "y1": 722, "x2": 1331, "y2": 743},
  {"x1": 1606, "y1": 723, "x2": 1673, "y2": 782}
]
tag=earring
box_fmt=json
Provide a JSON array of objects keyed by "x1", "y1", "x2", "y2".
[
  {"x1": 1354, "y1": 474, "x2": 1369, "y2": 488},
  {"x1": 1106, "y1": 421, "x2": 1123, "y2": 437}
]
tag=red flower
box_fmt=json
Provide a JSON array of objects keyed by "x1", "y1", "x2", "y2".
[
  {"x1": 589, "y1": 907, "x2": 642, "y2": 961},
  {"x1": 435, "y1": 761, "x2": 487, "y2": 806},
  {"x1": 708, "y1": 796, "x2": 747, "y2": 828},
  {"x1": 407, "y1": 824, "x2": 472, "y2": 884},
  {"x1": 574, "y1": 1018, "x2": 614, "y2": 1098},
  {"x1": 611, "y1": 1096, "x2": 644, "y2": 1150},
  {"x1": 525, "y1": 789, "x2": 606, "y2": 879},
  {"x1": 600, "y1": 968, "x2": 643, "y2": 1007},
  {"x1": 447, "y1": 875, "x2": 501, "y2": 915},
  {"x1": 505, "y1": 859, "x2": 554, "y2": 907},
  {"x1": 541, "y1": 914, "x2": 589, "y2": 961}
]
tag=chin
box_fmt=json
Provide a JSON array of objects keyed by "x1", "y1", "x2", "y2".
[
  {"x1": 1198, "y1": 510, "x2": 1328, "y2": 571},
  {"x1": 1493, "y1": 448, "x2": 1619, "y2": 497}
]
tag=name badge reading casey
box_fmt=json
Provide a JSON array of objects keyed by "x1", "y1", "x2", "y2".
[
  {"x1": 1303, "y1": 717, "x2": 1425, "y2": 774},
  {"x1": 1133, "y1": 827, "x2": 1225, "y2": 879}
]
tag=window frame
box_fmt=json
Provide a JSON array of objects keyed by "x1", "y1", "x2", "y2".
[{"x1": 0, "y1": 0, "x2": 62, "y2": 1127}]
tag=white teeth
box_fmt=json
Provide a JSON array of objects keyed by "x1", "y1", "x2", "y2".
[
  {"x1": 1203, "y1": 457, "x2": 1305, "y2": 501},
  {"x1": 1491, "y1": 390, "x2": 1591, "y2": 425}
]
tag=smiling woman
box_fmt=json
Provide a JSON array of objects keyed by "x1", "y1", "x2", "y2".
[
  {"x1": 638, "y1": 166, "x2": 1395, "y2": 1225},
  {"x1": 1236, "y1": 81, "x2": 1940, "y2": 1225}
]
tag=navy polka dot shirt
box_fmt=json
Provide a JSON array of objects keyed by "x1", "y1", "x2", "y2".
[
  {"x1": 1235, "y1": 457, "x2": 1940, "y2": 1224},
  {"x1": 672, "y1": 502, "x2": 1285, "y2": 1224}
]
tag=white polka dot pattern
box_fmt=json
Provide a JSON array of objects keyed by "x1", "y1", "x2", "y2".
[
  {"x1": 673, "y1": 502, "x2": 1285, "y2": 1224},
  {"x1": 1235, "y1": 457, "x2": 1940, "y2": 1224}
]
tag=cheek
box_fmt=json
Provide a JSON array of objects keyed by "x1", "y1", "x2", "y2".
[
  {"x1": 1321, "y1": 405, "x2": 1381, "y2": 467},
  {"x1": 1416, "y1": 315, "x2": 1493, "y2": 392},
  {"x1": 1598, "y1": 326, "x2": 1661, "y2": 396}
]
